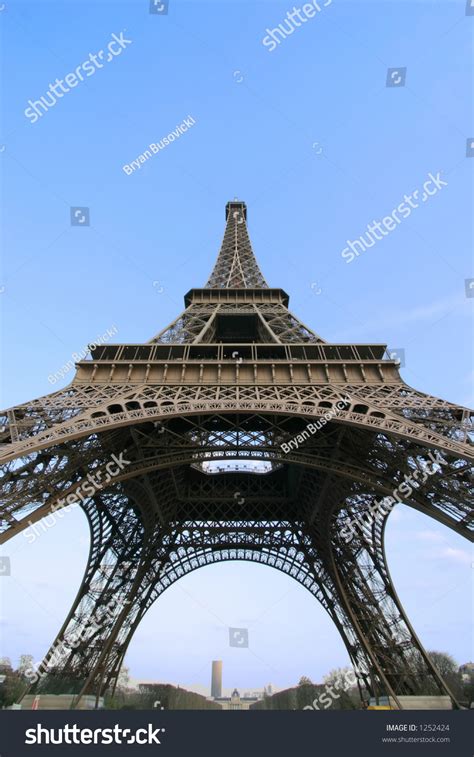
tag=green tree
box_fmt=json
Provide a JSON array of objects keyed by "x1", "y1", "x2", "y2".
[
  {"x1": 17, "y1": 654, "x2": 35, "y2": 679},
  {"x1": 0, "y1": 657, "x2": 12, "y2": 671},
  {"x1": 428, "y1": 651, "x2": 463, "y2": 700},
  {"x1": 116, "y1": 664, "x2": 130, "y2": 690},
  {"x1": 428, "y1": 651, "x2": 458, "y2": 678},
  {"x1": 0, "y1": 662, "x2": 25, "y2": 708}
]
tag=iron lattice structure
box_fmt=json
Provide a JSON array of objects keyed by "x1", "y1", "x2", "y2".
[{"x1": 1, "y1": 201, "x2": 472, "y2": 708}]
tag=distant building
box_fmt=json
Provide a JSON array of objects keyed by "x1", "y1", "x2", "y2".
[
  {"x1": 214, "y1": 688, "x2": 259, "y2": 711},
  {"x1": 243, "y1": 683, "x2": 275, "y2": 699},
  {"x1": 459, "y1": 662, "x2": 474, "y2": 683},
  {"x1": 243, "y1": 689, "x2": 264, "y2": 699},
  {"x1": 208, "y1": 660, "x2": 264, "y2": 709},
  {"x1": 211, "y1": 660, "x2": 223, "y2": 699}
]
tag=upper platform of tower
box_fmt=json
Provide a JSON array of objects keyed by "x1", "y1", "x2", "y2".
[{"x1": 78, "y1": 199, "x2": 395, "y2": 372}]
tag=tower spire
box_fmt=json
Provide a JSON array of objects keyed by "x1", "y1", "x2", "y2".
[{"x1": 205, "y1": 201, "x2": 268, "y2": 289}]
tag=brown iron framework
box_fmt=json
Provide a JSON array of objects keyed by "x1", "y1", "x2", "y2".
[{"x1": 1, "y1": 201, "x2": 472, "y2": 708}]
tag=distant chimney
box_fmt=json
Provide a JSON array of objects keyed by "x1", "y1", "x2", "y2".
[{"x1": 211, "y1": 660, "x2": 222, "y2": 698}]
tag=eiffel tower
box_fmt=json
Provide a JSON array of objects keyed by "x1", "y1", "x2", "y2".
[{"x1": 1, "y1": 201, "x2": 472, "y2": 709}]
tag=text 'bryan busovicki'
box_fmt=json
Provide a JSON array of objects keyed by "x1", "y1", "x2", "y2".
[{"x1": 122, "y1": 116, "x2": 197, "y2": 175}]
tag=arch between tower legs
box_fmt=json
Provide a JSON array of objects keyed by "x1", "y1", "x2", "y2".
[{"x1": 25, "y1": 500, "x2": 460, "y2": 709}]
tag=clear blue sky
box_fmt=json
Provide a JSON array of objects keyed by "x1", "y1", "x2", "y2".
[{"x1": 1, "y1": 0, "x2": 472, "y2": 693}]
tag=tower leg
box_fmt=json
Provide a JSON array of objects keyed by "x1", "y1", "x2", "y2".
[{"x1": 325, "y1": 501, "x2": 460, "y2": 706}]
